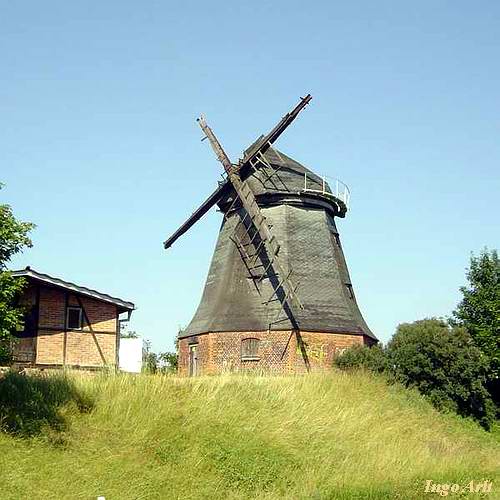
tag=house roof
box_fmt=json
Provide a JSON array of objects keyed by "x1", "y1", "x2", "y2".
[{"x1": 11, "y1": 267, "x2": 135, "y2": 312}]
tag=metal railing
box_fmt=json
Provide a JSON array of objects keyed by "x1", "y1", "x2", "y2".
[{"x1": 301, "y1": 172, "x2": 350, "y2": 210}]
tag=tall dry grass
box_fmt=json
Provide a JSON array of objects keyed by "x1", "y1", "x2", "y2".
[{"x1": 0, "y1": 370, "x2": 499, "y2": 499}]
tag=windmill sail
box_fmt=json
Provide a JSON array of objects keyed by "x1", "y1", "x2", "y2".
[
  {"x1": 197, "y1": 117, "x2": 303, "y2": 327},
  {"x1": 163, "y1": 95, "x2": 312, "y2": 250}
]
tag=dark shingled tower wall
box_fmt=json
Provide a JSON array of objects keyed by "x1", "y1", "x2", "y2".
[{"x1": 178, "y1": 148, "x2": 376, "y2": 375}]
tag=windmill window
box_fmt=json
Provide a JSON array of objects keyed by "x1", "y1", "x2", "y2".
[
  {"x1": 66, "y1": 306, "x2": 83, "y2": 330},
  {"x1": 241, "y1": 338, "x2": 260, "y2": 361},
  {"x1": 345, "y1": 284, "x2": 355, "y2": 300}
]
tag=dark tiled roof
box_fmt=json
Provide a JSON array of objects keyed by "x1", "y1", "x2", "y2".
[
  {"x1": 244, "y1": 147, "x2": 330, "y2": 196},
  {"x1": 218, "y1": 147, "x2": 348, "y2": 217},
  {"x1": 11, "y1": 267, "x2": 135, "y2": 312}
]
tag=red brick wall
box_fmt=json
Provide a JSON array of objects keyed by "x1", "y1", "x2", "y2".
[
  {"x1": 35, "y1": 285, "x2": 118, "y2": 368},
  {"x1": 178, "y1": 337, "x2": 190, "y2": 374},
  {"x1": 178, "y1": 334, "x2": 211, "y2": 375},
  {"x1": 292, "y1": 331, "x2": 364, "y2": 373},
  {"x1": 178, "y1": 330, "x2": 370, "y2": 376}
]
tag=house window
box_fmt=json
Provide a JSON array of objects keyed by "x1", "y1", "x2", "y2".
[
  {"x1": 66, "y1": 306, "x2": 83, "y2": 330},
  {"x1": 241, "y1": 338, "x2": 260, "y2": 361}
]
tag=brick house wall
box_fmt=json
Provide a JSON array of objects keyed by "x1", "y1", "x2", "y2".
[
  {"x1": 14, "y1": 283, "x2": 119, "y2": 368},
  {"x1": 178, "y1": 330, "x2": 372, "y2": 376}
]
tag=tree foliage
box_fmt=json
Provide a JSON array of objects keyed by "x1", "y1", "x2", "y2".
[
  {"x1": 141, "y1": 338, "x2": 178, "y2": 374},
  {"x1": 0, "y1": 196, "x2": 34, "y2": 267},
  {"x1": 142, "y1": 339, "x2": 157, "y2": 373},
  {"x1": 452, "y1": 249, "x2": 499, "y2": 390},
  {"x1": 388, "y1": 319, "x2": 494, "y2": 429},
  {"x1": 158, "y1": 351, "x2": 178, "y2": 372},
  {"x1": 0, "y1": 185, "x2": 35, "y2": 361},
  {"x1": 335, "y1": 319, "x2": 495, "y2": 429}
]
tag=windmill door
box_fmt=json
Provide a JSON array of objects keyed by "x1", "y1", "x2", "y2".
[{"x1": 189, "y1": 344, "x2": 198, "y2": 376}]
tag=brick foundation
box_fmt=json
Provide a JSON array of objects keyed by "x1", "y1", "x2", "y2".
[{"x1": 178, "y1": 330, "x2": 373, "y2": 376}]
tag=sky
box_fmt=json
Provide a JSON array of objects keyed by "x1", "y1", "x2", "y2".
[{"x1": 1, "y1": 1, "x2": 499, "y2": 352}]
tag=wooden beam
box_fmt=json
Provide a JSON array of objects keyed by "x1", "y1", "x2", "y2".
[{"x1": 74, "y1": 295, "x2": 107, "y2": 366}]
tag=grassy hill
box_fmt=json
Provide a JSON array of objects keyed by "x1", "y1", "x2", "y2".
[{"x1": 0, "y1": 371, "x2": 499, "y2": 499}]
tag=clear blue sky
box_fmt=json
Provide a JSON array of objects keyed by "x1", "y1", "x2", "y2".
[{"x1": 2, "y1": 1, "x2": 499, "y2": 351}]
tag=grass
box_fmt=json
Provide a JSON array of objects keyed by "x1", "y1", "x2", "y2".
[{"x1": 0, "y1": 370, "x2": 499, "y2": 499}]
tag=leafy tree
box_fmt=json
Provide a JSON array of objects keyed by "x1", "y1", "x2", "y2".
[
  {"x1": 141, "y1": 340, "x2": 178, "y2": 374},
  {"x1": 142, "y1": 339, "x2": 158, "y2": 373},
  {"x1": 159, "y1": 351, "x2": 178, "y2": 373},
  {"x1": 387, "y1": 319, "x2": 494, "y2": 430},
  {"x1": 0, "y1": 185, "x2": 35, "y2": 362},
  {"x1": 451, "y1": 249, "x2": 499, "y2": 401}
]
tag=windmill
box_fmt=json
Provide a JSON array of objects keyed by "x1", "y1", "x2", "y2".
[{"x1": 164, "y1": 95, "x2": 377, "y2": 375}]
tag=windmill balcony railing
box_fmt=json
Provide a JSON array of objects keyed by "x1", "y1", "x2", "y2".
[{"x1": 301, "y1": 172, "x2": 350, "y2": 210}]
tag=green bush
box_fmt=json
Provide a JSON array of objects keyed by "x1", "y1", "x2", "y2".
[
  {"x1": 335, "y1": 319, "x2": 495, "y2": 430},
  {"x1": 388, "y1": 319, "x2": 495, "y2": 430},
  {"x1": 334, "y1": 344, "x2": 387, "y2": 373},
  {"x1": 0, "y1": 338, "x2": 13, "y2": 364}
]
